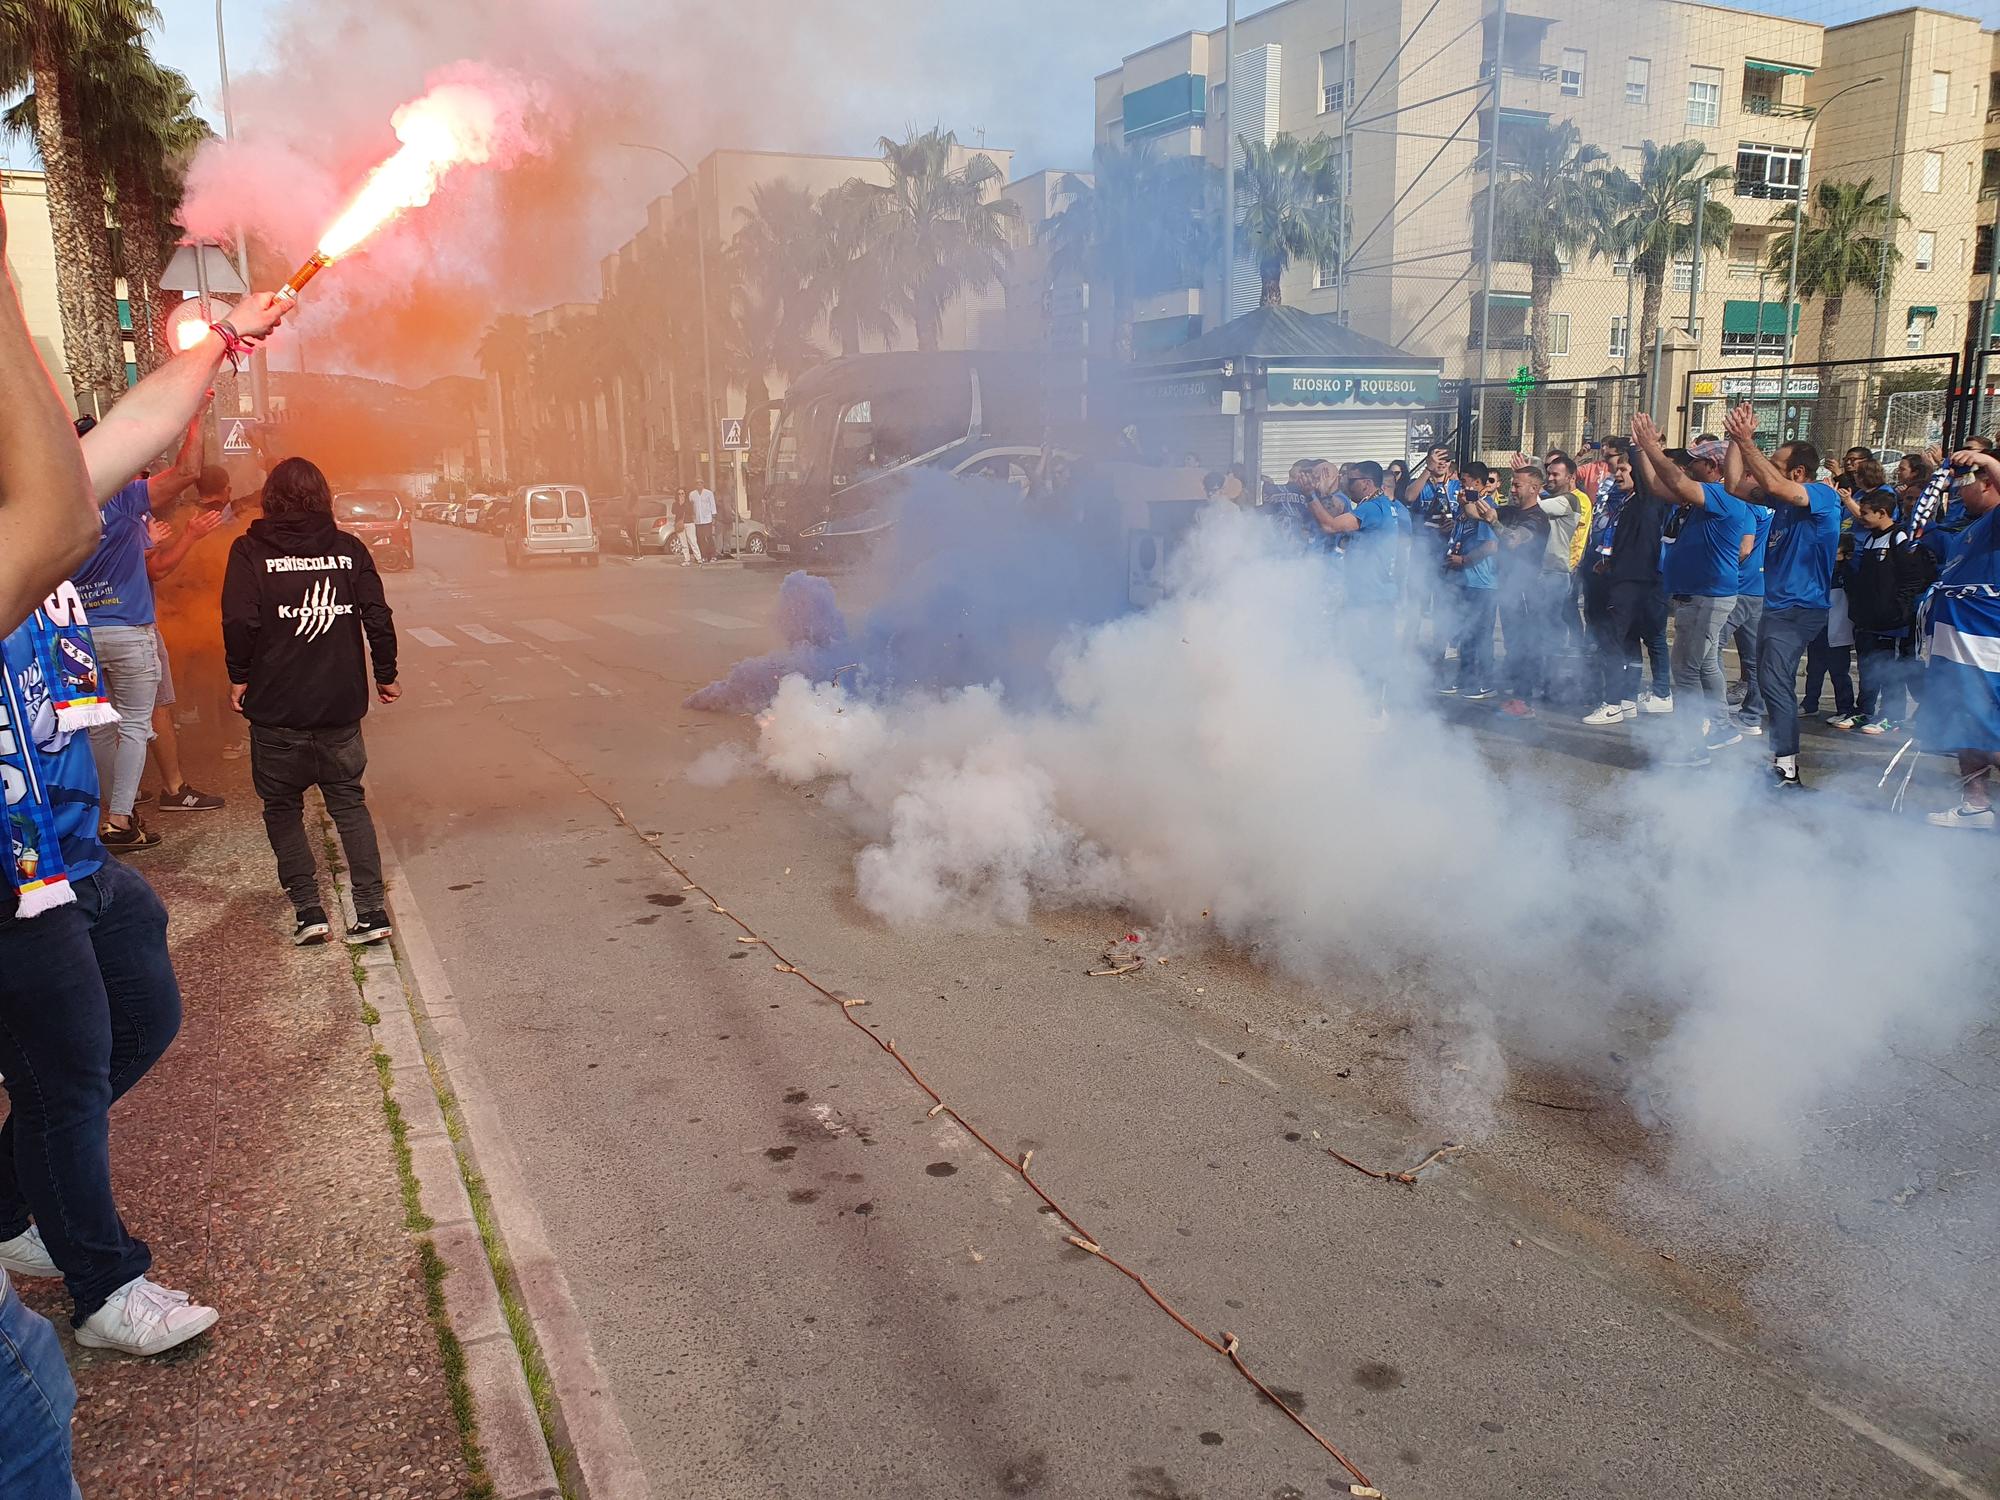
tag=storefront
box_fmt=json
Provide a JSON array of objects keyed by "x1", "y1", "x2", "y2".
[
  {"x1": 1687, "y1": 370, "x2": 1821, "y2": 447},
  {"x1": 1121, "y1": 306, "x2": 1446, "y2": 483}
]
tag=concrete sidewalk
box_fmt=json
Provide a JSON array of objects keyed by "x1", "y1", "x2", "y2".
[{"x1": 13, "y1": 767, "x2": 473, "y2": 1498}]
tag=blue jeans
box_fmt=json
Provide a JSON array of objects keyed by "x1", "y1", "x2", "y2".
[
  {"x1": 85, "y1": 623, "x2": 161, "y2": 821},
  {"x1": 1757, "y1": 606, "x2": 1830, "y2": 759},
  {"x1": 1449, "y1": 587, "x2": 1498, "y2": 690},
  {"x1": 0, "y1": 1274, "x2": 82, "y2": 1499},
  {"x1": 0, "y1": 860, "x2": 181, "y2": 1321}
]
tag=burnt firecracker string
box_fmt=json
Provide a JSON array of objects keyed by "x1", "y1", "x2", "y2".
[{"x1": 593, "y1": 797, "x2": 1380, "y2": 1494}]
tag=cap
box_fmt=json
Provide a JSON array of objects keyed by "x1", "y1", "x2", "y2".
[{"x1": 1690, "y1": 440, "x2": 1728, "y2": 465}]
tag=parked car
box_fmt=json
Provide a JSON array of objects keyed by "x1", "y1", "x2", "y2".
[
  {"x1": 598, "y1": 495, "x2": 677, "y2": 555},
  {"x1": 481, "y1": 493, "x2": 517, "y2": 534},
  {"x1": 503, "y1": 484, "x2": 599, "y2": 567},
  {"x1": 334, "y1": 489, "x2": 414, "y2": 571}
]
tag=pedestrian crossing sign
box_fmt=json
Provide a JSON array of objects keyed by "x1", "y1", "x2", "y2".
[
  {"x1": 221, "y1": 418, "x2": 260, "y2": 455},
  {"x1": 719, "y1": 417, "x2": 749, "y2": 451}
]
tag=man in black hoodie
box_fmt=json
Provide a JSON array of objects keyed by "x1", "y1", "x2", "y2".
[{"x1": 221, "y1": 458, "x2": 400, "y2": 946}]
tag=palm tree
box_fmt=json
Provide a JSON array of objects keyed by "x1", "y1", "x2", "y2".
[
  {"x1": 725, "y1": 181, "x2": 826, "y2": 432},
  {"x1": 1475, "y1": 119, "x2": 1619, "y2": 384},
  {"x1": 1233, "y1": 133, "x2": 1344, "y2": 308},
  {"x1": 813, "y1": 179, "x2": 898, "y2": 357},
  {"x1": 1765, "y1": 178, "x2": 1904, "y2": 367},
  {"x1": 1606, "y1": 139, "x2": 1734, "y2": 360},
  {"x1": 0, "y1": 0, "x2": 158, "y2": 402},
  {"x1": 857, "y1": 128, "x2": 1022, "y2": 352},
  {"x1": 1043, "y1": 141, "x2": 1214, "y2": 356}
]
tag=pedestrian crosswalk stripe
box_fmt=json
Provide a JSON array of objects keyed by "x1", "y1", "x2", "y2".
[
  {"x1": 595, "y1": 612, "x2": 672, "y2": 637},
  {"x1": 460, "y1": 624, "x2": 512, "y2": 645},
  {"x1": 681, "y1": 609, "x2": 757, "y2": 631},
  {"x1": 521, "y1": 618, "x2": 588, "y2": 642},
  {"x1": 410, "y1": 627, "x2": 455, "y2": 648}
]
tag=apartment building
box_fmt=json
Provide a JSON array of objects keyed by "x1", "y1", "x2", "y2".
[
  {"x1": 3, "y1": 169, "x2": 77, "y2": 409},
  {"x1": 1096, "y1": 0, "x2": 1997, "y2": 428},
  {"x1": 1806, "y1": 10, "x2": 1999, "y2": 367}
]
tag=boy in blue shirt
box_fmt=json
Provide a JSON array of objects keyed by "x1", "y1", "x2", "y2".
[{"x1": 1722, "y1": 402, "x2": 1843, "y2": 790}]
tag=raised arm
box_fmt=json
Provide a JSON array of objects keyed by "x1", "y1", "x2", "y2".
[
  {"x1": 1631, "y1": 413, "x2": 1702, "y2": 507},
  {"x1": 146, "y1": 415, "x2": 204, "y2": 511},
  {"x1": 1725, "y1": 401, "x2": 1808, "y2": 508},
  {"x1": 1309, "y1": 497, "x2": 1361, "y2": 535},
  {"x1": 82, "y1": 292, "x2": 291, "y2": 505},
  {"x1": 0, "y1": 199, "x2": 98, "y2": 634},
  {"x1": 146, "y1": 507, "x2": 223, "y2": 581}
]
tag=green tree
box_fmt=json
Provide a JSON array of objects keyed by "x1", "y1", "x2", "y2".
[
  {"x1": 1765, "y1": 177, "x2": 1904, "y2": 367},
  {"x1": 1606, "y1": 139, "x2": 1734, "y2": 361},
  {"x1": 1233, "y1": 133, "x2": 1344, "y2": 309},
  {"x1": 725, "y1": 180, "x2": 827, "y2": 429},
  {"x1": 1043, "y1": 141, "x2": 1214, "y2": 356},
  {"x1": 813, "y1": 179, "x2": 898, "y2": 358},
  {"x1": 0, "y1": 0, "x2": 158, "y2": 402},
  {"x1": 857, "y1": 128, "x2": 1021, "y2": 352},
  {"x1": 1476, "y1": 119, "x2": 1619, "y2": 383},
  {"x1": 477, "y1": 313, "x2": 532, "y2": 478}
]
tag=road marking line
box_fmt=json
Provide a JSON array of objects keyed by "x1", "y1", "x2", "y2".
[
  {"x1": 1193, "y1": 1037, "x2": 1280, "y2": 1091},
  {"x1": 521, "y1": 618, "x2": 589, "y2": 642},
  {"x1": 409, "y1": 627, "x2": 455, "y2": 649},
  {"x1": 680, "y1": 609, "x2": 757, "y2": 631},
  {"x1": 460, "y1": 624, "x2": 512, "y2": 645},
  {"x1": 594, "y1": 612, "x2": 672, "y2": 637},
  {"x1": 588, "y1": 682, "x2": 615, "y2": 698}
]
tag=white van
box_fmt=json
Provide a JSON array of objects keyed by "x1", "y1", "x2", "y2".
[{"x1": 504, "y1": 484, "x2": 599, "y2": 567}]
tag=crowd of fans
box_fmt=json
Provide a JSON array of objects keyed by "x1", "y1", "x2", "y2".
[
  {"x1": 3, "y1": 197, "x2": 402, "y2": 1497},
  {"x1": 1211, "y1": 412, "x2": 2000, "y2": 817}
]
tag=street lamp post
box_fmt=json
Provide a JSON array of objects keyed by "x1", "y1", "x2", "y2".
[
  {"x1": 621, "y1": 143, "x2": 720, "y2": 501},
  {"x1": 1778, "y1": 76, "x2": 1882, "y2": 435},
  {"x1": 214, "y1": 0, "x2": 266, "y2": 418}
]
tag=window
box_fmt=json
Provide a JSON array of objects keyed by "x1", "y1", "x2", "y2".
[
  {"x1": 1736, "y1": 143, "x2": 1804, "y2": 199},
  {"x1": 1626, "y1": 57, "x2": 1650, "y2": 105},
  {"x1": 1721, "y1": 328, "x2": 1786, "y2": 356},
  {"x1": 1546, "y1": 312, "x2": 1571, "y2": 355},
  {"x1": 1320, "y1": 47, "x2": 1346, "y2": 115},
  {"x1": 1609, "y1": 316, "x2": 1629, "y2": 358},
  {"x1": 1211, "y1": 81, "x2": 1228, "y2": 120},
  {"x1": 1314, "y1": 260, "x2": 1338, "y2": 289},
  {"x1": 1688, "y1": 66, "x2": 1722, "y2": 127},
  {"x1": 1929, "y1": 70, "x2": 1949, "y2": 114},
  {"x1": 1915, "y1": 231, "x2": 1935, "y2": 271},
  {"x1": 1671, "y1": 257, "x2": 1701, "y2": 294},
  {"x1": 1906, "y1": 311, "x2": 1933, "y2": 351},
  {"x1": 1561, "y1": 49, "x2": 1585, "y2": 97},
  {"x1": 1922, "y1": 152, "x2": 1942, "y2": 193}
]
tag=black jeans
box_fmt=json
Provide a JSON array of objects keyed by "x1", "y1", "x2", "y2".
[
  {"x1": 1594, "y1": 579, "x2": 1669, "y2": 705},
  {"x1": 250, "y1": 722, "x2": 385, "y2": 913},
  {"x1": 1803, "y1": 633, "x2": 1855, "y2": 715},
  {"x1": 1757, "y1": 607, "x2": 1829, "y2": 759},
  {"x1": 1855, "y1": 630, "x2": 1913, "y2": 722},
  {"x1": 0, "y1": 861, "x2": 181, "y2": 1321}
]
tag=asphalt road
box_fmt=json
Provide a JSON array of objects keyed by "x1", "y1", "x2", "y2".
[{"x1": 360, "y1": 521, "x2": 1997, "y2": 1500}]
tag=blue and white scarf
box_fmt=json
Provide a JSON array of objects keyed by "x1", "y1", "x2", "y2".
[{"x1": 1, "y1": 584, "x2": 112, "y2": 916}]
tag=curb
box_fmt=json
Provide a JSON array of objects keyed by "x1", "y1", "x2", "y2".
[
  {"x1": 324, "y1": 818, "x2": 563, "y2": 1500},
  {"x1": 329, "y1": 810, "x2": 653, "y2": 1500}
]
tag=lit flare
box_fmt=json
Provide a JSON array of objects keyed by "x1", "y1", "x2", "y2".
[{"x1": 279, "y1": 81, "x2": 509, "y2": 299}]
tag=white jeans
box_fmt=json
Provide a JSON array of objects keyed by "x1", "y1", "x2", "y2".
[
  {"x1": 680, "y1": 523, "x2": 703, "y2": 564},
  {"x1": 85, "y1": 623, "x2": 161, "y2": 820}
]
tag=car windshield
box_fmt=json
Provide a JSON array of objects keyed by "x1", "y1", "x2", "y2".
[
  {"x1": 336, "y1": 492, "x2": 401, "y2": 522},
  {"x1": 528, "y1": 490, "x2": 564, "y2": 520}
]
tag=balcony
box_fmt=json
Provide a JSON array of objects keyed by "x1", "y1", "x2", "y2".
[
  {"x1": 1479, "y1": 58, "x2": 1559, "y2": 83},
  {"x1": 1734, "y1": 173, "x2": 1801, "y2": 201},
  {"x1": 1743, "y1": 95, "x2": 1812, "y2": 119}
]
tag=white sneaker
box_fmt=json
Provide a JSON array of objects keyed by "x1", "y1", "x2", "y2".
[
  {"x1": 1641, "y1": 693, "x2": 1675, "y2": 714},
  {"x1": 1582, "y1": 702, "x2": 1628, "y2": 726},
  {"x1": 74, "y1": 1276, "x2": 219, "y2": 1356},
  {"x1": 1926, "y1": 804, "x2": 1996, "y2": 830},
  {"x1": 1620, "y1": 699, "x2": 1638, "y2": 716},
  {"x1": 0, "y1": 1225, "x2": 58, "y2": 1278}
]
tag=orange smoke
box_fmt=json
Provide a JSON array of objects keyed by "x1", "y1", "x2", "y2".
[{"x1": 313, "y1": 80, "x2": 512, "y2": 264}]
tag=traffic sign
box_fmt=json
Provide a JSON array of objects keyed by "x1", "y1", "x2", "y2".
[
  {"x1": 719, "y1": 417, "x2": 749, "y2": 451},
  {"x1": 220, "y1": 418, "x2": 261, "y2": 455}
]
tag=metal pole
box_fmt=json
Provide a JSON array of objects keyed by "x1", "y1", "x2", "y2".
[
  {"x1": 215, "y1": 0, "x2": 265, "y2": 419},
  {"x1": 1649, "y1": 323, "x2": 1665, "y2": 422},
  {"x1": 1622, "y1": 256, "x2": 1635, "y2": 377},
  {"x1": 1781, "y1": 78, "x2": 1882, "y2": 435},
  {"x1": 1335, "y1": 0, "x2": 1349, "y2": 324},
  {"x1": 1976, "y1": 234, "x2": 1999, "y2": 438},
  {"x1": 1222, "y1": 0, "x2": 1237, "y2": 324},
  {"x1": 1685, "y1": 178, "x2": 1705, "y2": 340},
  {"x1": 621, "y1": 143, "x2": 721, "y2": 503},
  {"x1": 1475, "y1": 0, "x2": 1506, "y2": 400}
]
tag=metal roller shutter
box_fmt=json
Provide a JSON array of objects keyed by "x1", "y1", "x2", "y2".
[
  {"x1": 1131, "y1": 413, "x2": 1239, "y2": 470},
  {"x1": 1253, "y1": 415, "x2": 1410, "y2": 485}
]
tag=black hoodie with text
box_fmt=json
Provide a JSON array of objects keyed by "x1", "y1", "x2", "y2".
[{"x1": 221, "y1": 510, "x2": 398, "y2": 729}]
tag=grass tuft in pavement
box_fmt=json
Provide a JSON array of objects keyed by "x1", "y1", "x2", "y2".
[
  {"x1": 371, "y1": 1047, "x2": 434, "y2": 1233},
  {"x1": 420, "y1": 1237, "x2": 497, "y2": 1500}
]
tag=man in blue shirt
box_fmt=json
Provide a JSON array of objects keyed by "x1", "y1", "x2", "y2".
[
  {"x1": 1439, "y1": 479, "x2": 1500, "y2": 698},
  {"x1": 1920, "y1": 450, "x2": 2000, "y2": 827},
  {"x1": 1633, "y1": 420, "x2": 1756, "y2": 762},
  {"x1": 1312, "y1": 461, "x2": 1402, "y2": 717},
  {"x1": 1723, "y1": 402, "x2": 1843, "y2": 789},
  {"x1": 71, "y1": 416, "x2": 204, "y2": 849}
]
